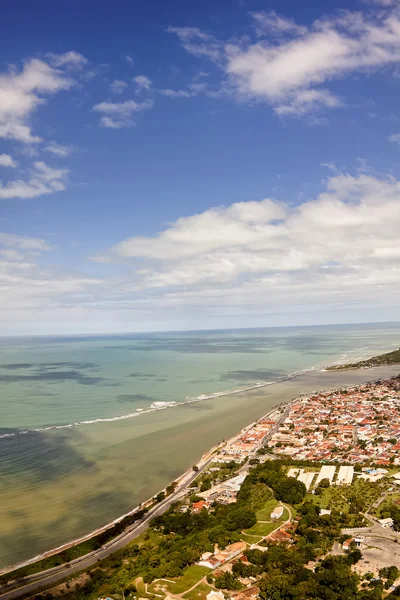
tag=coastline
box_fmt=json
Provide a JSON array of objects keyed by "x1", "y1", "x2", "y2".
[
  {"x1": 0, "y1": 404, "x2": 278, "y2": 577},
  {"x1": 3, "y1": 362, "x2": 400, "y2": 576}
]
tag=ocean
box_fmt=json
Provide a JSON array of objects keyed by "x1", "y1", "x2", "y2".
[{"x1": 1, "y1": 323, "x2": 400, "y2": 569}]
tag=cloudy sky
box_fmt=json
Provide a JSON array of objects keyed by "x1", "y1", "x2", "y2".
[{"x1": 1, "y1": 0, "x2": 400, "y2": 335}]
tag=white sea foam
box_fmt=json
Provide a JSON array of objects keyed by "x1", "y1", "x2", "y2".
[{"x1": 0, "y1": 367, "x2": 317, "y2": 440}]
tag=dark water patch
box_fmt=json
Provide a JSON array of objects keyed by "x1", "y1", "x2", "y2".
[
  {"x1": 118, "y1": 341, "x2": 270, "y2": 354},
  {"x1": 0, "y1": 363, "x2": 33, "y2": 370},
  {"x1": 220, "y1": 368, "x2": 287, "y2": 382},
  {"x1": 0, "y1": 370, "x2": 115, "y2": 386},
  {"x1": 0, "y1": 429, "x2": 94, "y2": 482},
  {"x1": 129, "y1": 372, "x2": 159, "y2": 378},
  {"x1": 1, "y1": 361, "x2": 98, "y2": 371},
  {"x1": 117, "y1": 394, "x2": 155, "y2": 403},
  {"x1": 273, "y1": 335, "x2": 339, "y2": 353}
]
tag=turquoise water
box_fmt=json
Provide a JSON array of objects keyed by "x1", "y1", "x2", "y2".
[
  {"x1": 0, "y1": 323, "x2": 399, "y2": 568},
  {"x1": 2, "y1": 324, "x2": 399, "y2": 431}
]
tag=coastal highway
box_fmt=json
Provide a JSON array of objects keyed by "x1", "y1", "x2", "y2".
[{"x1": 0, "y1": 457, "x2": 214, "y2": 600}]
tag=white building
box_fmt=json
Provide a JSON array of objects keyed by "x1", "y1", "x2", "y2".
[
  {"x1": 315, "y1": 465, "x2": 336, "y2": 486},
  {"x1": 271, "y1": 506, "x2": 284, "y2": 520},
  {"x1": 336, "y1": 466, "x2": 354, "y2": 486},
  {"x1": 298, "y1": 471, "x2": 316, "y2": 491}
]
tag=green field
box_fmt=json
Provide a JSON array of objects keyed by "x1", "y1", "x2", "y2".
[
  {"x1": 240, "y1": 533, "x2": 263, "y2": 544},
  {"x1": 161, "y1": 565, "x2": 211, "y2": 595},
  {"x1": 136, "y1": 578, "x2": 154, "y2": 598},
  {"x1": 244, "y1": 522, "x2": 280, "y2": 537},
  {"x1": 256, "y1": 499, "x2": 282, "y2": 521},
  {"x1": 183, "y1": 582, "x2": 214, "y2": 600}
]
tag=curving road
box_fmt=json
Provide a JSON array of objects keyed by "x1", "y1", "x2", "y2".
[{"x1": 0, "y1": 457, "x2": 213, "y2": 600}]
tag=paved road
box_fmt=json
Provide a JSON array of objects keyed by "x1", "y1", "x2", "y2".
[{"x1": 0, "y1": 457, "x2": 214, "y2": 600}]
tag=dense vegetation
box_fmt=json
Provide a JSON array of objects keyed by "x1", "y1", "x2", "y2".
[
  {"x1": 327, "y1": 347, "x2": 400, "y2": 370},
  {"x1": 238, "y1": 461, "x2": 307, "y2": 505},
  {"x1": 22, "y1": 460, "x2": 400, "y2": 600}
]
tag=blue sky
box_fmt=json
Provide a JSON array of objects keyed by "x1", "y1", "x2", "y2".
[{"x1": 1, "y1": 0, "x2": 400, "y2": 335}]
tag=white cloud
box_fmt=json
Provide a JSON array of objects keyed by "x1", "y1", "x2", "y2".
[
  {"x1": 126, "y1": 55, "x2": 135, "y2": 66},
  {"x1": 4, "y1": 172, "x2": 400, "y2": 333},
  {"x1": 45, "y1": 141, "x2": 74, "y2": 157},
  {"x1": 0, "y1": 154, "x2": 18, "y2": 168},
  {"x1": 159, "y1": 88, "x2": 192, "y2": 98},
  {"x1": 93, "y1": 98, "x2": 154, "y2": 128},
  {"x1": 0, "y1": 161, "x2": 68, "y2": 199},
  {"x1": 169, "y1": 6, "x2": 400, "y2": 115},
  {"x1": 110, "y1": 79, "x2": 127, "y2": 94},
  {"x1": 96, "y1": 173, "x2": 400, "y2": 313},
  {"x1": 160, "y1": 81, "x2": 209, "y2": 99},
  {"x1": 252, "y1": 11, "x2": 308, "y2": 37},
  {"x1": 0, "y1": 232, "x2": 50, "y2": 251},
  {"x1": 134, "y1": 75, "x2": 152, "y2": 92},
  {"x1": 167, "y1": 27, "x2": 223, "y2": 62},
  {"x1": 0, "y1": 232, "x2": 103, "y2": 334},
  {"x1": 0, "y1": 57, "x2": 74, "y2": 143},
  {"x1": 388, "y1": 133, "x2": 400, "y2": 143},
  {"x1": 275, "y1": 88, "x2": 342, "y2": 115},
  {"x1": 46, "y1": 51, "x2": 88, "y2": 69}
]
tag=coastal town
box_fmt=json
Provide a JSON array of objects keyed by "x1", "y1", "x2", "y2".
[
  {"x1": 269, "y1": 376, "x2": 400, "y2": 465},
  {"x1": 4, "y1": 375, "x2": 400, "y2": 600}
]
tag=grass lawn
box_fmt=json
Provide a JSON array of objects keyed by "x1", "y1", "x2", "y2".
[
  {"x1": 136, "y1": 578, "x2": 155, "y2": 598},
  {"x1": 162, "y1": 565, "x2": 211, "y2": 595},
  {"x1": 240, "y1": 533, "x2": 263, "y2": 544},
  {"x1": 244, "y1": 522, "x2": 279, "y2": 537},
  {"x1": 256, "y1": 499, "x2": 282, "y2": 521},
  {"x1": 183, "y1": 582, "x2": 214, "y2": 600}
]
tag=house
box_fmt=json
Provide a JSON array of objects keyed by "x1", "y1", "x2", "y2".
[
  {"x1": 271, "y1": 506, "x2": 284, "y2": 520},
  {"x1": 342, "y1": 538, "x2": 354, "y2": 551},
  {"x1": 198, "y1": 555, "x2": 222, "y2": 569},
  {"x1": 198, "y1": 541, "x2": 246, "y2": 569},
  {"x1": 192, "y1": 500, "x2": 207, "y2": 513},
  {"x1": 269, "y1": 528, "x2": 293, "y2": 544},
  {"x1": 354, "y1": 536, "x2": 364, "y2": 547},
  {"x1": 231, "y1": 586, "x2": 260, "y2": 600},
  {"x1": 378, "y1": 517, "x2": 394, "y2": 528}
]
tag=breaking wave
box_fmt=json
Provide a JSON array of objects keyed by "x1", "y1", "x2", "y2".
[{"x1": 0, "y1": 368, "x2": 316, "y2": 440}]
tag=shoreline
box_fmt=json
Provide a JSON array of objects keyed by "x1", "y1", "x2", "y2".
[
  {"x1": 0, "y1": 369, "x2": 314, "y2": 441},
  {"x1": 0, "y1": 402, "x2": 285, "y2": 577},
  {"x1": 2, "y1": 361, "x2": 399, "y2": 576},
  {"x1": 2, "y1": 342, "x2": 399, "y2": 440}
]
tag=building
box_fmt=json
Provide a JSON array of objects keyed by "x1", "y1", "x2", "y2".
[
  {"x1": 315, "y1": 465, "x2": 336, "y2": 486},
  {"x1": 342, "y1": 538, "x2": 354, "y2": 551},
  {"x1": 198, "y1": 542, "x2": 246, "y2": 569},
  {"x1": 192, "y1": 500, "x2": 207, "y2": 513},
  {"x1": 378, "y1": 517, "x2": 394, "y2": 528},
  {"x1": 297, "y1": 471, "x2": 317, "y2": 491},
  {"x1": 231, "y1": 587, "x2": 260, "y2": 600},
  {"x1": 336, "y1": 466, "x2": 354, "y2": 486},
  {"x1": 271, "y1": 506, "x2": 284, "y2": 520},
  {"x1": 269, "y1": 527, "x2": 293, "y2": 544},
  {"x1": 206, "y1": 592, "x2": 225, "y2": 600},
  {"x1": 354, "y1": 536, "x2": 364, "y2": 546}
]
